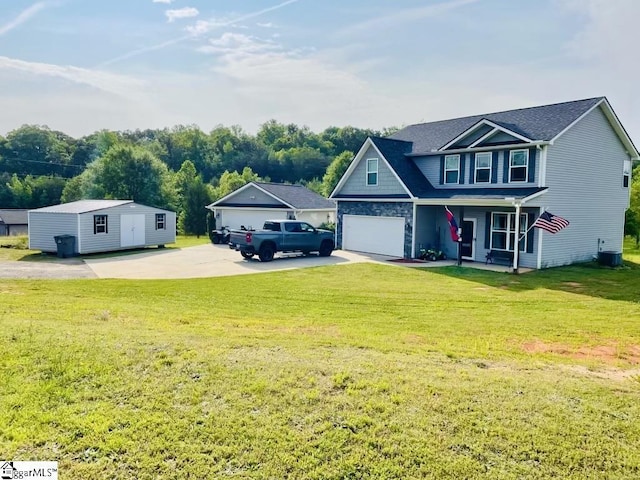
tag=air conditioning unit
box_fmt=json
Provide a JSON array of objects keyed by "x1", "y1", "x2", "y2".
[{"x1": 598, "y1": 251, "x2": 623, "y2": 267}]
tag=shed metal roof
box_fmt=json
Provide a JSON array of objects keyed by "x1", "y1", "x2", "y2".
[
  {"x1": 29, "y1": 200, "x2": 133, "y2": 214},
  {"x1": 0, "y1": 209, "x2": 29, "y2": 225}
]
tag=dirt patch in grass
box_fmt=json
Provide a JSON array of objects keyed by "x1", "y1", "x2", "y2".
[{"x1": 522, "y1": 340, "x2": 640, "y2": 364}]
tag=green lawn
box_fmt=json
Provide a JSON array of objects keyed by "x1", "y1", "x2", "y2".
[{"x1": 1, "y1": 243, "x2": 639, "y2": 478}]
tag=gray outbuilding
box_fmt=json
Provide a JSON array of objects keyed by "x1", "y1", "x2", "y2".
[
  {"x1": 29, "y1": 200, "x2": 176, "y2": 255},
  {"x1": 0, "y1": 209, "x2": 29, "y2": 236}
]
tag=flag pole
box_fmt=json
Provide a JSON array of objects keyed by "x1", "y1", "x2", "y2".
[{"x1": 518, "y1": 208, "x2": 546, "y2": 242}]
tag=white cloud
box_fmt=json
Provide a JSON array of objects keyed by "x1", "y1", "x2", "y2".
[
  {"x1": 165, "y1": 7, "x2": 199, "y2": 23},
  {"x1": 340, "y1": 0, "x2": 478, "y2": 36},
  {"x1": 153, "y1": 0, "x2": 173, "y2": 3},
  {"x1": 257, "y1": 22, "x2": 275, "y2": 28},
  {"x1": 0, "y1": 2, "x2": 47, "y2": 36},
  {"x1": 0, "y1": 56, "x2": 145, "y2": 98}
]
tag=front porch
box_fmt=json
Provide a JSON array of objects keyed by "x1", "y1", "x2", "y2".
[
  {"x1": 385, "y1": 256, "x2": 534, "y2": 273},
  {"x1": 413, "y1": 204, "x2": 540, "y2": 270}
]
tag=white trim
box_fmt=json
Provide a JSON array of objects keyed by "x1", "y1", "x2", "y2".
[
  {"x1": 444, "y1": 154, "x2": 461, "y2": 184},
  {"x1": 474, "y1": 152, "x2": 492, "y2": 183},
  {"x1": 508, "y1": 149, "x2": 529, "y2": 183},
  {"x1": 77, "y1": 214, "x2": 82, "y2": 254},
  {"x1": 468, "y1": 128, "x2": 499, "y2": 148},
  {"x1": 213, "y1": 206, "x2": 305, "y2": 212},
  {"x1": 420, "y1": 141, "x2": 549, "y2": 156},
  {"x1": 439, "y1": 119, "x2": 534, "y2": 151},
  {"x1": 551, "y1": 98, "x2": 640, "y2": 160},
  {"x1": 536, "y1": 206, "x2": 544, "y2": 269},
  {"x1": 538, "y1": 145, "x2": 548, "y2": 188},
  {"x1": 366, "y1": 158, "x2": 379, "y2": 186},
  {"x1": 207, "y1": 182, "x2": 296, "y2": 210},
  {"x1": 330, "y1": 137, "x2": 414, "y2": 199},
  {"x1": 411, "y1": 203, "x2": 417, "y2": 258},
  {"x1": 461, "y1": 217, "x2": 477, "y2": 261}
]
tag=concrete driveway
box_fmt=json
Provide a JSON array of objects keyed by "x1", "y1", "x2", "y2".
[{"x1": 83, "y1": 244, "x2": 384, "y2": 279}]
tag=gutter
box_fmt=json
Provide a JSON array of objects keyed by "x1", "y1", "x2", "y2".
[{"x1": 406, "y1": 141, "x2": 551, "y2": 157}]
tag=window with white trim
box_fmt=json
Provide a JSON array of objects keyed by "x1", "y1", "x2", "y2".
[
  {"x1": 156, "y1": 213, "x2": 166, "y2": 230},
  {"x1": 444, "y1": 154, "x2": 460, "y2": 184},
  {"x1": 490, "y1": 212, "x2": 527, "y2": 252},
  {"x1": 94, "y1": 215, "x2": 108, "y2": 235},
  {"x1": 509, "y1": 149, "x2": 529, "y2": 182},
  {"x1": 623, "y1": 160, "x2": 631, "y2": 188},
  {"x1": 475, "y1": 152, "x2": 491, "y2": 183},
  {"x1": 366, "y1": 158, "x2": 378, "y2": 186}
]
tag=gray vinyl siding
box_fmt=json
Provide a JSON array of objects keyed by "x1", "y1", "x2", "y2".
[
  {"x1": 479, "y1": 131, "x2": 521, "y2": 145},
  {"x1": 29, "y1": 203, "x2": 175, "y2": 254},
  {"x1": 414, "y1": 148, "x2": 539, "y2": 188},
  {"x1": 226, "y1": 185, "x2": 284, "y2": 206},
  {"x1": 77, "y1": 204, "x2": 175, "y2": 254},
  {"x1": 28, "y1": 212, "x2": 78, "y2": 253},
  {"x1": 540, "y1": 106, "x2": 631, "y2": 268},
  {"x1": 337, "y1": 146, "x2": 407, "y2": 196},
  {"x1": 451, "y1": 124, "x2": 493, "y2": 148}
]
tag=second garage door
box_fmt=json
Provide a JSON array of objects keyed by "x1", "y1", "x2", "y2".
[{"x1": 342, "y1": 214, "x2": 405, "y2": 257}]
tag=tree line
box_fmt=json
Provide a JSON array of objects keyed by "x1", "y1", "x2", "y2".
[{"x1": 0, "y1": 122, "x2": 393, "y2": 235}]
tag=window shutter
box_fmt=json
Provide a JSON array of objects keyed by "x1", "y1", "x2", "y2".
[
  {"x1": 439, "y1": 156, "x2": 445, "y2": 185},
  {"x1": 93, "y1": 217, "x2": 97, "y2": 235},
  {"x1": 528, "y1": 148, "x2": 536, "y2": 183},
  {"x1": 459, "y1": 154, "x2": 466, "y2": 185},
  {"x1": 526, "y1": 212, "x2": 535, "y2": 253},
  {"x1": 105, "y1": 216, "x2": 108, "y2": 234},
  {"x1": 503, "y1": 151, "x2": 509, "y2": 183},
  {"x1": 469, "y1": 154, "x2": 476, "y2": 184},
  {"x1": 491, "y1": 152, "x2": 499, "y2": 184},
  {"x1": 485, "y1": 212, "x2": 491, "y2": 249}
]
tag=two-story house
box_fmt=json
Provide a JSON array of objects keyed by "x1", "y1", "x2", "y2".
[{"x1": 330, "y1": 97, "x2": 638, "y2": 269}]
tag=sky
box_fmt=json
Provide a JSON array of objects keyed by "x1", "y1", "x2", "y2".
[{"x1": 0, "y1": 0, "x2": 638, "y2": 145}]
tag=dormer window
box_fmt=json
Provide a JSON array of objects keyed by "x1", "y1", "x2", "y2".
[
  {"x1": 444, "y1": 155, "x2": 460, "y2": 184},
  {"x1": 623, "y1": 159, "x2": 631, "y2": 188},
  {"x1": 366, "y1": 158, "x2": 378, "y2": 186},
  {"x1": 474, "y1": 152, "x2": 491, "y2": 183},
  {"x1": 509, "y1": 149, "x2": 529, "y2": 183}
]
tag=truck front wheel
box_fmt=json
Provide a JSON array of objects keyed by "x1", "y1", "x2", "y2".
[
  {"x1": 258, "y1": 244, "x2": 275, "y2": 262},
  {"x1": 319, "y1": 240, "x2": 334, "y2": 257}
]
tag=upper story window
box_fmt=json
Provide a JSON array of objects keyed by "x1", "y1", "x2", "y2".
[
  {"x1": 366, "y1": 158, "x2": 378, "y2": 186},
  {"x1": 156, "y1": 213, "x2": 166, "y2": 230},
  {"x1": 94, "y1": 215, "x2": 108, "y2": 234},
  {"x1": 475, "y1": 152, "x2": 491, "y2": 183},
  {"x1": 623, "y1": 160, "x2": 631, "y2": 188},
  {"x1": 509, "y1": 149, "x2": 529, "y2": 182},
  {"x1": 444, "y1": 155, "x2": 460, "y2": 184}
]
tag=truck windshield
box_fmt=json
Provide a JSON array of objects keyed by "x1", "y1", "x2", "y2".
[{"x1": 263, "y1": 222, "x2": 281, "y2": 231}]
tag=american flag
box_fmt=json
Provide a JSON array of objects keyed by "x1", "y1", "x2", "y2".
[{"x1": 532, "y1": 211, "x2": 570, "y2": 234}]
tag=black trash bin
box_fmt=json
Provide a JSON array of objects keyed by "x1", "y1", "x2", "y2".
[{"x1": 54, "y1": 235, "x2": 76, "y2": 258}]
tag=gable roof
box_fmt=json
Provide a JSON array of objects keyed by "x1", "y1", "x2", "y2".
[
  {"x1": 0, "y1": 209, "x2": 28, "y2": 225},
  {"x1": 30, "y1": 200, "x2": 133, "y2": 214},
  {"x1": 209, "y1": 182, "x2": 335, "y2": 210},
  {"x1": 390, "y1": 97, "x2": 606, "y2": 153}
]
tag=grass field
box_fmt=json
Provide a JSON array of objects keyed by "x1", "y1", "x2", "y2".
[{"x1": 1, "y1": 241, "x2": 639, "y2": 478}]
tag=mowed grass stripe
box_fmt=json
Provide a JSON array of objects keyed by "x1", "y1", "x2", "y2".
[{"x1": 1, "y1": 260, "x2": 640, "y2": 478}]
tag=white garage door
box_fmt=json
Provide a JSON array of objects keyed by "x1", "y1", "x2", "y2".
[
  {"x1": 220, "y1": 209, "x2": 288, "y2": 230},
  {"x1": 342, "y1": 214, "x2": 405, "y2": 257}
]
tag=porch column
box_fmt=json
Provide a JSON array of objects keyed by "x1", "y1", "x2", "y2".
[{"x1": 512, "y1": 202, "x2": 521, "y2": 274}]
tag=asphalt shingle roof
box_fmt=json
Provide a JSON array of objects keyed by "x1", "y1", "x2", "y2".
[
  {"x1": 389, "y1": 97, "x2": 604, "y2": 153},
  {"x1": 30, "y1": 200, "x2": 133, "y2": 214},
  {"x1": 0, "y1": 209, "x2": 28, "y2": 225},
  {"x1": 369, "y1": 137, "x2": 435, "y2": 197},
  {"x1": 254, "y1": 182, "x2": 335, "y2": 210}
]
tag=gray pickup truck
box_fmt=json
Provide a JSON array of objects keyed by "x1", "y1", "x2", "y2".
[{"x1": 228, "y1": 220, "x2": 335, "y2": 262}]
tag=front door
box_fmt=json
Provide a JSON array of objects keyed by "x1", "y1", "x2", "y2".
[{"x1": 461, "y1": 219, "x2": 476, "y2": 260}]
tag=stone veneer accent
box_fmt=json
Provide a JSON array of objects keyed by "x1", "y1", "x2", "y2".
[{"x1": 336, "y1": 201, "x2": 414, "y2": 258}]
